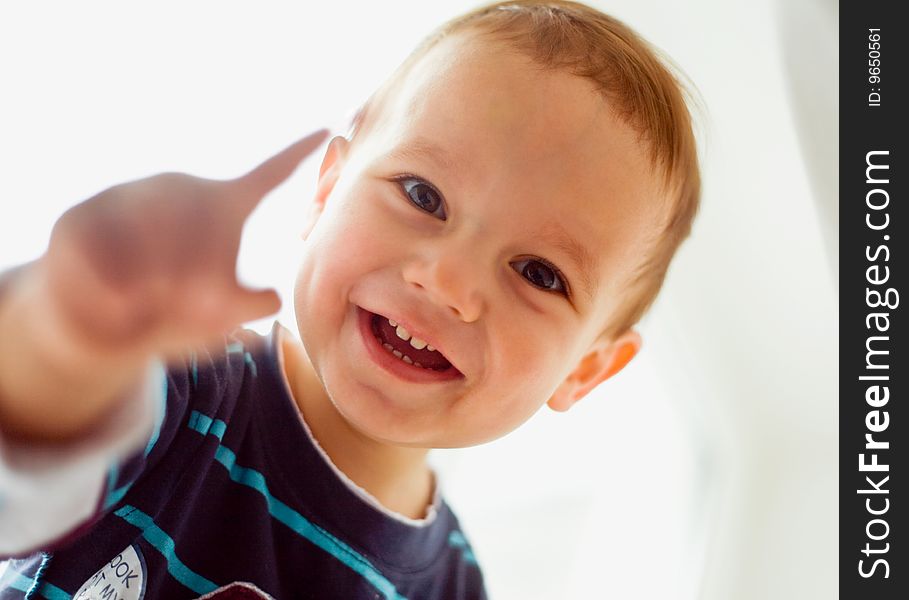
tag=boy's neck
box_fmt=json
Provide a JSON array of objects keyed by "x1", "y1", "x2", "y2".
[{"x1": 278, "y1": 328, "x2": 435, "y2": 521}]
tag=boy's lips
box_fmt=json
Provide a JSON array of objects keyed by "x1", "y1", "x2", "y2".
[{"x1": 356, "y1": 305, "x2": 464, "y2": 383}]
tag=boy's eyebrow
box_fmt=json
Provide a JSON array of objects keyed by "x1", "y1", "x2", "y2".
[
  {"x1": 387, "y1": 138, "x2": 465, "y2": 174},
  {"x1": 536, "y1": 221, "x2": 599, "y2": 302}
]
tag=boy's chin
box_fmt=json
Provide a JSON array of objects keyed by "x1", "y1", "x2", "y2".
[
  {"x1": 328, "y1": 396, "x2": 466, "y2": 449},
  {"x1": 333, "y1": 399, "x2": 505, "y2": 450},
  {"x1": 329, "y1": 395, "x2": 427, "y2": 446}
]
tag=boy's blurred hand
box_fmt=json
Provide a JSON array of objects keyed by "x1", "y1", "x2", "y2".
[
  {"x1": 41, "y1": 130, "x2": 328, "y2": 360},
  {"x1": 0, "y1": 130, "x2": 326, "y2": 441}
]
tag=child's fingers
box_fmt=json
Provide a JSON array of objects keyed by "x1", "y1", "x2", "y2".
[
  {"x1": 224, "y1": 287, "x2": 282, "y2": 327},
  {"x1": 232, "y1": 129, "x2": 330, "y2": 206},
  {"x1": 162, "y1": 286, "x2": 280, "y2": 347}
]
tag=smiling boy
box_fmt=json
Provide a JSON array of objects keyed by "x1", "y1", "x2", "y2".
[
  {"x1": 0, "y1": 1, "x2": 699, "y2": 598},
  {"x1": 287, "y1": 27, "x2": 672, "y2": 513}
]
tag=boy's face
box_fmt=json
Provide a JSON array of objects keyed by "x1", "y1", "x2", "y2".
[{"x1": 293, "y1": 33, "x2": 660, "y2": 448}]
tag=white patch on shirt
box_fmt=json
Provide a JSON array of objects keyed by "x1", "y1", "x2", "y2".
[{"x1": 73, "y1": 544, "x2": 147, "y2": 600}]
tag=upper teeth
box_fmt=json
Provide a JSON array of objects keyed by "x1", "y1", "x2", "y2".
[{"x1": 390, "y1": 318, "x2": 436, "y2": 352}]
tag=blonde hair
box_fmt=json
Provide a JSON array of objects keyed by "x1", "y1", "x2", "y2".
[{"x1": 350, "y1": 0, "x2": 702, "y2": 341}]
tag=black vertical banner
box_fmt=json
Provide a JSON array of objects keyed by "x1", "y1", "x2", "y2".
[{"x1": 840, "y1": 2, "x2": 906, "y2": 597}]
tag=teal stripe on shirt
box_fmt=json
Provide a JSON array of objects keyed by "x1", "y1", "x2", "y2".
[
  {"x1": 35, "y1": 582, "x2": 70, "y2": 600},
  {"x1": 187, "y1": 410, "x2": 227, "y2": 441},
  {"x1": 113, "y1": 505, "x2": 218, "y2": 596},
  {"x1": 143, "y1": 363, "x2": 169, "y2": 458},
  {"x1": 187, "y1": 411, "x2": 407, "y2": 600},
  {"x1": 190, "y1": 350, "x2": 199, "y2": 388},
  {"x1": 225, "y1": 341, "x2": 257, "y2": 378},
  {"x1": 1, "y1": 568, "x2": 70, "y2": 600},
  {"x1": 448, "y1": 530, "x2": 477, "y2": 565},
  {"x1": 104, "y1": 367, "x2": 169, "y2": 510}
]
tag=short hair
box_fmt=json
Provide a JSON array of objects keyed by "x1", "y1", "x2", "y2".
[{"x1": 349, "y1": 0, "x2": 701, "y2": 342}]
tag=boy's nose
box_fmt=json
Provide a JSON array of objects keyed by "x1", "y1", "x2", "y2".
[{"x1": 401, "y1": 247, "x2": 485, "y2": 324}]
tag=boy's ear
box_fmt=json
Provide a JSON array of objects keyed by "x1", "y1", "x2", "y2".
[
  {"x1": 302, "y1": 135, "x2": 349, "y2": 240},
  {"x1": 546, "y1": 328, "x2": 642, "y2": 412}
]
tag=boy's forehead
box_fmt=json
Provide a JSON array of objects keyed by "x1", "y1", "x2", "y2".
[
  {"x1": 358, "y1": 33, "x2": 662, "y2": 306},
  {"x1": 372, "y1": 35, "x2": 620, "y2": 165}
]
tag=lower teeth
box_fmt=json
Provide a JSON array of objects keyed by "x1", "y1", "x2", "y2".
[
  {"x1": 372, "y1": 313, "x2": 447, "y2": 372},
  {"x1": 380, "y1": 341, "x2": 436, "y2": 371}
]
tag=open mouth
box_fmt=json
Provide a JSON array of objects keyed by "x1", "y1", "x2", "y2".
[
  {"x1": 358, "y1": 307, "x2": 462, "y2": 381},
  {"x1": 370, "y1": 312, "x2": 454, "y2": 371}
]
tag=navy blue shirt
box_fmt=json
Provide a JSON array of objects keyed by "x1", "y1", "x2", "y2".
[{"x1": 0, "y1": 324, "x2": 486, "y2": 599}]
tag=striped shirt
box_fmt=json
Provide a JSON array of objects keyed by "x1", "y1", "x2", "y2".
[{"x1": 0, "y1": 324, "x2": 486, "y2": 599}]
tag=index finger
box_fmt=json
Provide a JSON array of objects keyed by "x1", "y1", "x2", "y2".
[{"x1": 233, "y1": 129, "x2": 330, "y2": 200}]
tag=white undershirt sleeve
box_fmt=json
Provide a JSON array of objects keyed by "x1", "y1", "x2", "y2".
[{"x1": 0, "y1": 359, "x2": 166, "y2": 557}]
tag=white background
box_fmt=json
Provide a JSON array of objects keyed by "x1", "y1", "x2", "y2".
[{"x1": 0, "y1": 1, "x2": 837, "y2": 598}]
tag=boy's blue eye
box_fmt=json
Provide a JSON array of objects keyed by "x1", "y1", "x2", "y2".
[
  {"x1": 393, "y1": 175, "x2": 568, "y2": 298},
  {"x1": 398, "y1": 177, "x2": 446, "y2": 220},
  {"x1": 512, "y1": 259, "x2": 569, "y2": 296}
]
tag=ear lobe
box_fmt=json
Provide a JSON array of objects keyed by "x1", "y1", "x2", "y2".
[
  {"x1": 546, "y1": 328, "x2": 642, "y2": 412},
  {"x1": 302, "y1": 135, "x2": 349, "y2": 240}
]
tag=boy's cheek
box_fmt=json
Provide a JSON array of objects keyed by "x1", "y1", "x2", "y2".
[
  {"x1": 299, "y1": 218, "x2": 393, "y2": 300},
  {"x1": 306, "y1": 196, "x2": 372, "y2": 253}
]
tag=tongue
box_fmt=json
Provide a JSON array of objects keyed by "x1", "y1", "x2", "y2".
[{"x1": 372, "y1": 315, "x2": 453, "y2": 371}]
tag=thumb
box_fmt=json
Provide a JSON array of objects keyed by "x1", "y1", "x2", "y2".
[
  {"x1": 233, "y1": 129, "x2": 330, "y2": 205},
  {"x1": 223, "y1": 287, "x2": 282, "y2": 327}
]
